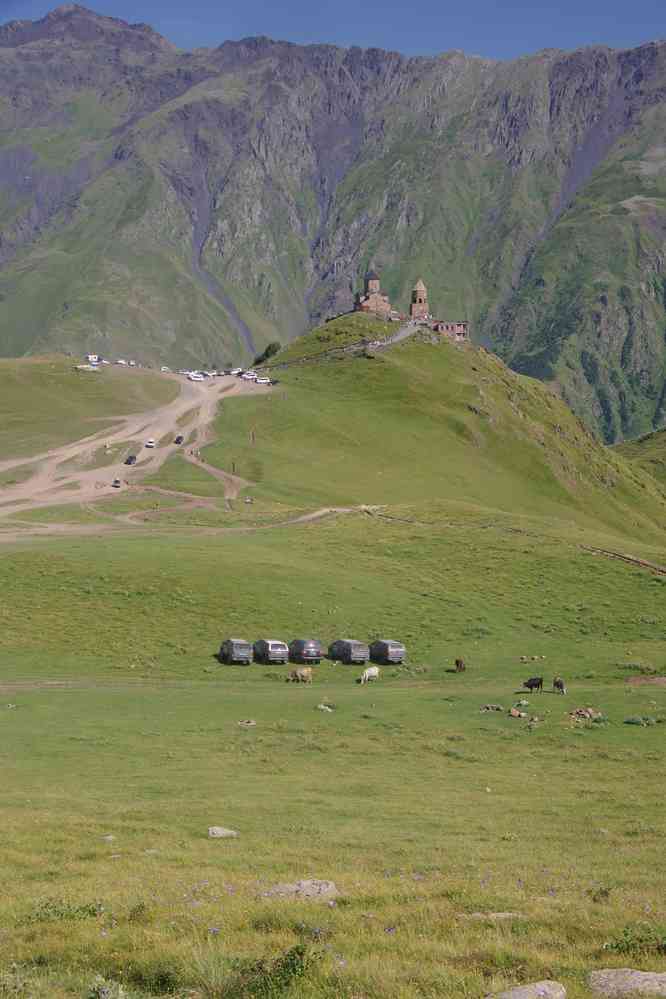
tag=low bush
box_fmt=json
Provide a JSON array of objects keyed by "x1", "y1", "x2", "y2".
[{"x1": 603, "y1": 922, "x2": 666, "y2": 956}]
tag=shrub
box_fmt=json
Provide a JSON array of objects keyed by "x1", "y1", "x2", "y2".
[
  {"x1": 603, "y1": 923, "x2": 666, "y2": 956},
  {"x1": 19, "y1": 897, "x2": 102, "y2": 925},
  {"x1": 253, "y1": 342, "x2": 282, "y2": 366}
]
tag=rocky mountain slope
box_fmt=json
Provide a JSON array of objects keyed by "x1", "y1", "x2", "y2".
[{"x1": 2, "y1": 5, "x2": 666, "y2": 440}]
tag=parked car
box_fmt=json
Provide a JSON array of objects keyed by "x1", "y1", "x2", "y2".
[
  {"x1": 174, "y1": 435, "x2": 184, "y2": 445},
  {"x1": 253, "y1": 639, "x2": 289, "y2": 664},
  {"x1": 289, "y1": 639, "x2": 323, "y2": 664},
  {"x1": 111, "y1": 478, "x2": 121, "y2": 488},
  {"x1": 218, "y1": 638, "x2": 252, "y2": 665},
  {"x1": 230, "y1": 368, "x2": 243, "y2": 376},
  {"x1": 241, "y1": 371, "x2": 257, "y2": 381},
  {"x1": 328, "y1": 639, "x2": 370, "y2": 664},
  {"x1": 160, "y1": 365, "x2": 171, "y2": 373},
  {"x1": 369, "y1": 639, "x2": 406, "y2": 664},
  {"x1": 145, "y1": 438, "x2": 156, "y2": 448},
  {"x1": 124, "y1": 455, "x2": 137, "y2": 466},
  {"x1": 256, "y1": 376, "x2": 271, "y2": 385}
]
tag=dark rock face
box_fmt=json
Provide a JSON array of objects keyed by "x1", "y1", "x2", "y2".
[{"x1": 1, "y1": 5, "x2": 666, "y2": 439}]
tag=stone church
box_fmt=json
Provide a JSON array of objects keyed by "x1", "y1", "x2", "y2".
[{"x1": 354, "y1": 270, "x2": 468, "y2": 337}]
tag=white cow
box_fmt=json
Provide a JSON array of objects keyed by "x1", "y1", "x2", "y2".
[{"x1": 359, "y1": 666, "x2": 380, "y2": 684}]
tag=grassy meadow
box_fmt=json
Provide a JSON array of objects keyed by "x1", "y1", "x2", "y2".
[
  {"x1": 1, "y1": 339, "x2": 666, "y2": 997},
  {"x1": 0, "y1": 358, "x2": 177, "y2": 459}
]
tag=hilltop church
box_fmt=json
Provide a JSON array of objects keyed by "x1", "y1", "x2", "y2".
[{"x1": 354, "y1": 270, "x2": 468, "y2": 336}]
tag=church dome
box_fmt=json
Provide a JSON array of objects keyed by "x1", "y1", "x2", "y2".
[{"x1": 366, "y1": 269, "x2": 380, "y2": 281}]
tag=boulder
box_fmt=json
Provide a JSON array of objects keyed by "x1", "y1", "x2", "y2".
[
  {"x1": 486, "y1": 982, "x2": 566, "y2": 999},
  {"x1": 266, "y1": 878, "x2": 338, "y2": 900},
  {"x1": 589, "y1": 969, "x2": 666, "y2": 996},
  {"x1": 208, "y1": 826, "x2": 239, "y2": 838}
]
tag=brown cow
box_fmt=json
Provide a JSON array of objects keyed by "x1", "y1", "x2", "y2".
[{"x1": 286, "y1": 667, "x2": 313, "y2": 684}]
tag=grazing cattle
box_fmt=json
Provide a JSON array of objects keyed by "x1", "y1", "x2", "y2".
[
  {"x1": 553, "y1": 676, "x2": 567, "y2": 695},
  {"x1": 358, "y1": 666, "x2": 380, "y2": 684},
  {"x1": 455, "y1": 658, "x2": 466, "y2": 672},
  {"x1": 287, "y1": 667, "x2": 313, "y2": 684},
  {"x1": 523, "y1": 676, "x2": 543, "y2": 692}
]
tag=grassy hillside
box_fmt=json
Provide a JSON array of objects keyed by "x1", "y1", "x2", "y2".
[
  {"x1": 1, "y1": 508, "x2": 665, "y2": 998},
  {"x1": 1, "y1": 337, "x2": 665, "y2": 997},
  {"x1": 274, "y1": 313, "x2": 395, "y2": 363},
  {"x1": 0, "y1": 356, "x2": 177, "y2": 459},
  {"x1": 195, "y1": 338, "x2": 666, "y2": 542},
  {"x1": 616, "y1": 427, "x2": 666, "y2": 486}
]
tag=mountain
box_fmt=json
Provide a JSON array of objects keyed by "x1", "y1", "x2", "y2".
[{"x1": 1, "y1": 5, "x2": 666, "y2": 441}]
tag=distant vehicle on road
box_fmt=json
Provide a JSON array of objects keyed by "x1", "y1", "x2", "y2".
[
  {"x1": 188, "y1": 372, "x2": 205, "y2": 382},
  {"x1": 174, "y1": 435, "x2": 184, "y2": 445},
  {"x1": 328, "y1": 639, "x2": 370, "y2": 664},
  {"x1": 241, "y1": 371, "x2": 257, "y2": 381},
  {"x1": 289, "y1": 639, "x2": 323, "y2": 664},
  {"x1": 160, "y1": 365, "x2": 171, "y2": 373},
  {"x1": 230, "y1": 368, "x2": 243, "y2": 376},
  {"x1": 116, "y1": 359, "x2": 127, "y2": 366},
  {"x1": 124, "y1": 455, "x2": 137, "y2": 466},
  {"x1": 145, "y1": 438, "x2": 156, "y2": 448},
  {"x1": 219, "y1": 638, "x2": 252, "y2": 665},
  {"x1": 253, "y1": 639, "x2": 289, "y2": 664},
  {"x1": 256, "y1": 377, "x2": 271, "y2": 385},
  {"x1": 111, "y1": 478, "x2": 121, "y2": 488}
]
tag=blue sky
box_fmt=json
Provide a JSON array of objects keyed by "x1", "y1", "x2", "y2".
[{"x1": 1, "y1": 0, "x2": 664, "y2": 58}]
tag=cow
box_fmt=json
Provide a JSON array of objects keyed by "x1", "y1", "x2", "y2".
[
  {"x1": 553, "y1": 676, "x2": 567, "y2": 695},
  {"x1": 523, "y1": 676, "x2": 543, "y2": 692},
  {"x1": 455, "y1": 658, "x2": 466, "y2": 673},
  {"x1": 286, "y1": 667, "x2": 313, "y2": 684},
  {"x1": 358, "y1": 666, "x2": 380, "y2": 684}
]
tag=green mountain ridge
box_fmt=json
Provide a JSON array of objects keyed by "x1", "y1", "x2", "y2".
[{"x1": 2, "y1": 5, "x2": 666, "y2": 440}]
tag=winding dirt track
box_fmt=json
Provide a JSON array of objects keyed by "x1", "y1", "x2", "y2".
[
  {"x1": 0, "y1": 371, "x2": 379, "y2": 544},
  {"x1": 0, "y1": 374, "x2": 269, "y2": 540}
]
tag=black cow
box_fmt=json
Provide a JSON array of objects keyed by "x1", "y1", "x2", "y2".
[
  {"x1": 553, "y1": 676, "x2": 566, "y2": 695},
  {"x1": 455, "y1": 658, "x2": 466, "y2": 673},
  {"x1": 523, "y1": 676, "x2": 543, "y2": 692}
]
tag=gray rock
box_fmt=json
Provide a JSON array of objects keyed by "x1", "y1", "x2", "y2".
[
  {"x1": 266, "y1": 878, "x2": 339, "y2": 900},
  {"x1": 467, "y1": 911, "x2": 525, "y2": 922},
  {"x1": 208, "y1": 826, "x2": 239, "y2": 838},
  {"x1": 102, "y1": 834, "x2": 115, "y2": 842},
  {"x1": 589, "y1": 969, "x2": 666, "y2": 996},
  {"x1": 486, "y1": 982, "x2": 566, "y2": 999}
]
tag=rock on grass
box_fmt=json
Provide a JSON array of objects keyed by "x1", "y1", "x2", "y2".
[
  {"x1": 486, "y1": 982, "x2": 566, "y2": 999},
  {"x1": 589, "y1": 969, "x2": 666, "y2": 995},
  {"x1": 208, "y1": 826, "x2": 239, "y2": 838}
]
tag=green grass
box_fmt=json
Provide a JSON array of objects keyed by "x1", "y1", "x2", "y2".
[
  {"x1": 0, "y1": 357, "x2": 177, "y2": 459},
  {"x1": 616, "y1": 428, "x2": 666, "y2": 486},
  {"x1": 1, "y1": 342, "x2": 666, "y2": 996},
  {"x1": 204, "y1": 339, "x2": 666, "y2": 542},
  {"x1": 0, "y1": 512, "x2": 665, "y2": 998},
  {"x1": 274, "y1": 313, "x2": 396, "y2": 363}
]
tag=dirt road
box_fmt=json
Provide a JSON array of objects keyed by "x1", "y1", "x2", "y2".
[{"x1": 0, "y1": 374, "x2": 267, "y2": 523}]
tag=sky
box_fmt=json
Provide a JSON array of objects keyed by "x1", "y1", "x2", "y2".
[{"x1": 0, "y1": 0, "x2": 664, "y2": 59}]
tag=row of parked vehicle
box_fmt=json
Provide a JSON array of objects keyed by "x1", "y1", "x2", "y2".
[{"x1": 218, "y1": 637, "x2": 406, "y2": 666}]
